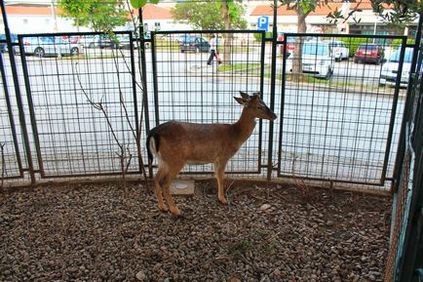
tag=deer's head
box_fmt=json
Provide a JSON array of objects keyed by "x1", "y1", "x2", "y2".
[{"x1": 234, "y1": 91, "x2": 277, "y2": 121}]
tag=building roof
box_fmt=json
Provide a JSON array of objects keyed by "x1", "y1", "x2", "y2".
[
  {"x1": 138, "y1": 4, "x2": 172, "y2": 20},
  {"x1": 5, "y1": 4, "x2": 55, "y2": 15},
  {"x1": 250, "y1": 1, "x2": 375, "y2": 17},
  {"x1": 4, "y1": 3, "x2": 173, "y2": 20}
]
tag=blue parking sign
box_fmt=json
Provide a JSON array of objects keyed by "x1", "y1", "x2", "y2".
[{"x1": 257, "y1": 16, "x2": 269, "y2": 32}]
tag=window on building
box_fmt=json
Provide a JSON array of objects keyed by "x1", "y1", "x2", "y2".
[{"x1": 154, "y1": 22, "x2": 161, "y2": 31}]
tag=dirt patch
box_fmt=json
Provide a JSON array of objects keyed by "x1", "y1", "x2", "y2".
[{"x1": 0, "y1": 181, "x2": 390, "y2": 281}]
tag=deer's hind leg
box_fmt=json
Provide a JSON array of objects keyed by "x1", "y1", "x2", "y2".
[
  {"x1": 161, "y1": 161, "x2": 185, "y2": 216},
  {"x1": 154, "y1": 169, "x2": 168, "y2": 212}
]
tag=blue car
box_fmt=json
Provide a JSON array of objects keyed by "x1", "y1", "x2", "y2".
[{"x1": 0, "y1": 33, "x2": 18, "y2": 53}]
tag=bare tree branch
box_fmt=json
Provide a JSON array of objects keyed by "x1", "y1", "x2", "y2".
[{"x1": 0, "y1": 142, "x2": 5, "y2": 189}]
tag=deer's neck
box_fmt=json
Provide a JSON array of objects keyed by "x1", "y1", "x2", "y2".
[{"x1": 232, "y1": 108, "x2": 256, "y2": 143}]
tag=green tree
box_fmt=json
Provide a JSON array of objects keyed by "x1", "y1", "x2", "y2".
[
  {"x1": 172, "y1": 0, "x2": 246, "y2": 64},
  {"x1": 57, "y1": 0, "x2": 90, "y2": 31},
  {"x1": 171, "y1": 0, "x2": 247, "y2": 30},
  {"x1": 278, "y1": 0, "x2": 328, "y2": 74},
  {"x1": 279, "y1": 0, "x2": 422, "y2": 34},
  {"x1": 58, "y1": 0, "x2": 128, "y2": 32}
]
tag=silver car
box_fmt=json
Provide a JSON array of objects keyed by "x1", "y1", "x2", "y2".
[
  {"x1": 286, "y1": 41, "x2": 335, "y2": 79},
  {"x1": 328, "y1": 40, "x2": 349, "y2": 62},
  {"x1": 379, "y1": 47, "x2": 413, "y2": 88},
  {"x1": 19, "y1": 36, "x2": 83, "y2": 57}
]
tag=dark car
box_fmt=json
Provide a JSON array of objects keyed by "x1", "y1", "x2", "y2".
[
  {"x1": 180, "y1": 36, "x2": 210, "y2": 53},
  {"x1": 0, "y1": 33, "x2": 18, "y2": 53},
  {"x1": 86, "y1": 35, "x2": 120, "y2": 49},
  {"x1": 354, "y1": 43, "x2": 384, "y2": 64}
]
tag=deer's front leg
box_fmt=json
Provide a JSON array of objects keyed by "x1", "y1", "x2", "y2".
[{"x1": 214, "y1": 162, "x2": 228, "y2": 204}]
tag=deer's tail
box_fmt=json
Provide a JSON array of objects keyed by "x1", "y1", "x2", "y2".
[{"x1": 146, "y1": 129, "x2": 160, "y2": 166}]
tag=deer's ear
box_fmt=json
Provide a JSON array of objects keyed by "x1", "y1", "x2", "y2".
[
  {"x1": 251, "y1": 94, "x2": 260, "y2": 101},
  {"x1": 252, "y1": 92, "x2": 261, "y2": 97},
  {"x1": 234, "y1": 96, "x2": 247, "y2": 105},
  {"x1": 239, "y1": 91, "x2": 250, "y2": 99}
]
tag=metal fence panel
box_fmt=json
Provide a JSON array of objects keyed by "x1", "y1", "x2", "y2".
[
  {"x1": 17, "y1": 32, "x2": 143, "y2": 178},
  {"x1": 0, "y1": 52, "x2": 23, "y2": 179},
  {"x1": 276, "y1": 33, "x2": 408, "y2": 185},
  {"x1": 0, "y1": 27, "x2": 417, "y2": 189},
  {"x1": 385, "y1": 31, "x2": 423, "y2": 281},
  {"x1": 150, "y1": 30, "x2": 266, "y2": 174}
]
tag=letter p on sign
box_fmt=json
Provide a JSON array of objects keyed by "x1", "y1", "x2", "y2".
[{"x1": 257, "y1": 16, "x2": 269, "y2": 32}]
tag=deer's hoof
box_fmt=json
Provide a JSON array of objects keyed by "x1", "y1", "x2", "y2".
[
  {"x1": 170, "y1": 207, "x2": 182, "y2": 217},
  {"x1": 158, "y1": 205, "x2": 169, "y2": 212},
  {"x1": 219, "y1": 197, "x2": 228, "y2": 205}
]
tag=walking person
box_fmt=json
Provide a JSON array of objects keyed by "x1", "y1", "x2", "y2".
[{"x1": 207, "y1": 34, "x2": 222, "y2": 65}]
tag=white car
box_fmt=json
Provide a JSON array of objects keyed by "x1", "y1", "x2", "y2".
[
  {"x1": 379, "y1": 47, "x2": 413, "y2": 88},
  {"x1": 286, "y1": 41, "x2": 334, "y2": 79},
  {"x1": 18, "y1": 36, "x2": 83, "y2": 57},
  {"x1": 328, "y1": 40, "x2": 349, "y2": 61}
]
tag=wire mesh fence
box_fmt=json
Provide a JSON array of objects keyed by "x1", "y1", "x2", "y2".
[
  {"x1": 17, "y1": 32, "x2": 144, "y2": 178},
  {"x1": 275, "y1": 34, "x2": 408, "y2": 185},
  {"x1": 0, "y1": 52, "x2": 23, "y2": 179},
  {"x1": 384, "y1": 35, "x2": 423, "y2": 281},
  {"x1": 150, "y1": 30, "x2": 266, "y2": 174},
  {"x1": 0, "y1": 29, "x2": 414, "y2": 190}
]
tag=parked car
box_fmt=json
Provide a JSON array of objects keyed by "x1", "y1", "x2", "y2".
[
  {"x1": 0, "y1": 33, "x2": 18, "y2": 53},
  {"x1": 328, "y1": 40, "x2": 349, "y2": 61},
  {"x1": 286, "y1": 41, "x2": 334, "y2": 79},
  {"x1": 379, "y1": 47, "x2": 413, "y2": 87},
  {"x1": 18, "y1": 36, "x2": 83, "y2": 57},
  {"x1": 115, "y1": 34, "x2": 131, "y2": 49},
  {"x1": 62, "y1": 35, "x2": 81, "y2": 44},
  {"x1": 85, "y1": 34, "x2": 135, "y2": 49},
  {"x1": 84, "y1": 35, "x2": 97, "y2": 48},
  {"x1": 277, "y1": 34, "x2": 296, "y2": 55},
  {"x1": 354, "y1": 43, "x2": 384, "y2": 64},
  {"x1": 176, "y1": 34, "x2": 192, "y2": 43},
  {"x1": 180, "y1": 36, "x2": 210, "y2": 53},
  {"x1": 85, "y1": 35, "x2": 115, "y2": 49}
]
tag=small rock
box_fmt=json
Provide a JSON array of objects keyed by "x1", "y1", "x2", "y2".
[
  {"x1": 136, "y1": 271, "x2": 146, "y2": 281},
  {"x1": 229, "y1": 277, "x2": 241, "y2": 282},
  {"x1": 272, "y1": 268, "x2": 282, "y2": 278},
  {"x1": 260, "y1": 204, "x2": 271, "y2": 211}
]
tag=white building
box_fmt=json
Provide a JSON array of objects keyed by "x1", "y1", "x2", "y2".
[
  {"x1": 248, "y1": 1, "x2": 418, "y2": 36},
  {"x1": 1, "y1": 0, "x2": 88, "y2": 34},
  {"x1": 0, "y1": 0, "x2": 418, "y2": 36}
]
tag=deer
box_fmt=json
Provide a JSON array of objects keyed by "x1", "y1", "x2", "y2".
[{"x1": 146, "y1": 91, "x2": 277, "y2": 216}]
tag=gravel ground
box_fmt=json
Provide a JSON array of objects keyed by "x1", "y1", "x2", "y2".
[{"x1": 0, "y1": 181, "x2": 390, "y2": 281}]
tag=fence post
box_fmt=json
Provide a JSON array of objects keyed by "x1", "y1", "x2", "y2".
[
  {"x1": 0, "y1": 52, "x2": 23, "y2": 176},
  {"x1": 392, "y1": 14, "x2": 423, "y2": 192},
  {"x1": 138, "y1": 7, "x2": 152, "y2": 177},
  {"x1": 381, "y1": 36, "x2": 407, "y2": 184},
  {"x1": 0, "y1": 2, "x2": 36, "y2": 184},
  {"x1": 150, "y1": 31, "x2": 160, "y2": 127},
  {"x1": 267, "y1": 0, "x2": 278, "y2": 180}
]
